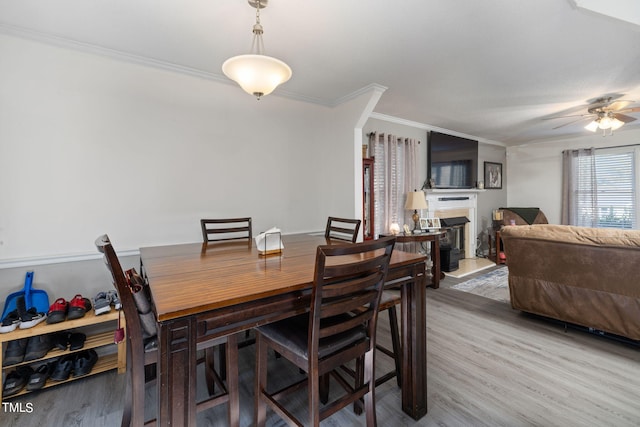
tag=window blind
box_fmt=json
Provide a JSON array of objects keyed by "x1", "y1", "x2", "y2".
[{"x1": 593, "y1": 151, "x2": 635, "y2": 228}]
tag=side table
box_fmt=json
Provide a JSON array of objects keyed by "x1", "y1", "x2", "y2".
[
  {"x1": 488, "y1": 230, "x2": 506, "y2": 264},
  {"x1": 381, "y1": 230, "x2": 447, "y2": 288}
]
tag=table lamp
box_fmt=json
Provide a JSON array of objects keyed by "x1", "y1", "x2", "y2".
[
  {"x1": 405, "y1": 190, "x2": 428, "y2": 232},
  {"x1": 389, "y1": 223, "x2": 401, "y2": 235}
]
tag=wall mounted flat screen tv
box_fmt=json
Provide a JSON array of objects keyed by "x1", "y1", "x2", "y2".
[{"x1": 427, "y1": 131, "x2": 478, "y2": 189}]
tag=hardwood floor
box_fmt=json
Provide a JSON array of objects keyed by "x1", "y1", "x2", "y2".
[{"x1": 5, "y1": 267, "x2": 640, "y2": 426}]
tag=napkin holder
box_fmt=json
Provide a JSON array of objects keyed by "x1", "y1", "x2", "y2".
[{"x1": 255, "y1": 228, "x2": 284, "y2": 256}]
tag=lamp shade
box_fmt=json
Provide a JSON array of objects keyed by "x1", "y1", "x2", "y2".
[
  {"x1": 598, "y1": 116, "x2": 612, "y2": 130},
  {"x1": 610, "y1": 117, "x2": 624, "y2": 130},
  {"x1": 585, "y1": 120, "x2": 599, "y2": 132},
  {"x1": 405, "y1": 191, "x2": 428, "y2": 210},
  {"x1": 222, "y1": 54, "x2": 292, "y2": 98}
]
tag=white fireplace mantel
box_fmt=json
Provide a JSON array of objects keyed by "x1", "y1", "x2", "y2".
[
  {"x1": 428, "y1": 188, "x2": 486, "y2": 194},
  {"x1": 425, "y1": 190, "x2": 479, "y2": 258}
]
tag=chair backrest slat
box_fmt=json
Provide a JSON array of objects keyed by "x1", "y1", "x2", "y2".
[
  {"x1": 309, "y1": 236, "x2": 395, "y2": 357},
  {"x1": 201, "y1": 217, "x2": 252, "y2": 245},
  {"x1": 325, "y1": 216, "x2": 361, "y2": 243}
]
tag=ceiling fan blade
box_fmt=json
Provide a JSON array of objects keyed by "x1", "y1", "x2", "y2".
[
  {"x1": 607, "y1": 100, "x2": 634, "y2": 111},
  {"x1": 615, "y1": 113, "x2": 637, "y2": 123},
  {"x1": 615, "y1": 106, "x2": 640, "y2": 114},
  {"x1": 552, "y1": 116, "x2": 594, "y2": 129},
  {"x1": 542, "y1": 113, "x2": 593, "y2": 120}
]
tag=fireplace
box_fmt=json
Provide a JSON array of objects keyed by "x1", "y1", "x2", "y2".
[
  {"x1": 425, "y1": 190, "x2": 479, "y2": 259},
  {"x1": 440, "y1": 216, "x2": 470, "y2": 259}
]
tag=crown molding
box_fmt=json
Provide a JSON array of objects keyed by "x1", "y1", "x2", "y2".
[
  {"x1": 0, "y1": 21, "x2": 337, "y2": 106},
  {"x1": 330, "y1": 83, "x2": 388, "y2": 107},
  {"x1": 0, "y1": 22, "x2": 231, "y2": 83},
  {"x1": 1, "y1": 21, "x2": 508, "y2": 143},
  {"x1": 369, "y1": 112, "x2": 507, "y2": 147}
]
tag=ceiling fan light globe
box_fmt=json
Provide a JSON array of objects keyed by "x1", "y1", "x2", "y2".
[
  {"x1": 222, "y1": 54, "x2": 292, "y2": 99},
  {"x1": 610, "y1": 117, "x2": 624, "y2": 131},
  {"x1": 598, "y1": 116, "x2": 612, "y2": 129},
  {"x1": 585, "y1": 120, "x2": 599, "y2": 132}
]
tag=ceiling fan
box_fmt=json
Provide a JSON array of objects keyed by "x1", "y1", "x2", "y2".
[{"x1": 546, "y1": 96, "x2": 640, "y2": 135}]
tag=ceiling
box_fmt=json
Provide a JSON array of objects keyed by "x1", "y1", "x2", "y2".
[{"x1": 1, "y1": 0, "x2": 639, "y2": 145}]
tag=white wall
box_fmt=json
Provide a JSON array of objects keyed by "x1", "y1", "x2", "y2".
[
  {"x1": 507, "y1": 127, "x2": 640, "y2": 224},
  {"x1": 0, "y1": 33, "x2": 378, "y2": 301},
  {"x1": 476, "y1": 143, "x2": 507, "y2": 253}
]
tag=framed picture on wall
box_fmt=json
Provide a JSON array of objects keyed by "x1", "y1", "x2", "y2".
[{"x1": 484, "y1": 162, "x2": 503, "y2": 189}]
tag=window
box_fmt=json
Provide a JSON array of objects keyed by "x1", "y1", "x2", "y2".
[
  {"x1": 575, "y1": 147, "x2": 638, "y2": 229},
  {"x1": 594, "y1": 150, "x2": 636, "y2": 228}
]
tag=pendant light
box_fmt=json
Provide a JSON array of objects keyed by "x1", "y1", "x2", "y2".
[{"x1": 222, "y1": 0, "x2": 292, "y2": 100}]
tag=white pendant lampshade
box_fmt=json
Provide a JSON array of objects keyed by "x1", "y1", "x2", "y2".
[
  {"x1": 222, "y1": 54, "x2": 292, "y2": 99},
  {"x1": 222, "y1": 0, "x2": 292, "y2": 100}
]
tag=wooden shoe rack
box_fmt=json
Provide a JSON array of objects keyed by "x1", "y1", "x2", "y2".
[{"x1": 1, "y1": 310, "x2": 126, "y2": 402}]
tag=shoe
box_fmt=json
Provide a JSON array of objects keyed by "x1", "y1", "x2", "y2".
[
  {"x1": 24, "y1": 334, "x2": 54, "y2": 361},
  {"x1": 18, "y1": 296, "x2": 46, "y2": 329},
  {"x1": 3, "y1": 338, "x2": 28, "y2": 366},
  {"x1": 144, "y1": 336, "x2": 158, "y2": 353},
  {"x1": 3, "y1": 366, "x2": 34, "y2": 396},
  {"x1": 67, "y1": 295, "x2": 92, "y2": 320},
  {"x1": 50, "y1": 355, "x2": 75, "y2": 381},
  {"x1": 69, "y1": 332, "x2": 86, "y2": 351},
  {"x1": 93, "y1": 291, "x2": 111, "y2": 315},
  {"x1": 73, "y1": 349, "x2": 98, "y2": 377},
  {"x1": 47, "y1": 298, "x2": 68, "y2": 324},
  {"x1": 0, "y1": 310, "x2": 21, "y2": 333},
  {"x1": 18, "y1": 307, "x2": 47, "y2": 329},
  {"x1": 52, "y1": 331, "x2": 70, "y2": 351},
  {"x1": 107, "y1": 290, "x2": 121, "y2": 310},
  {"x1": 26, "y1": 363, "x2": 53, "y2": 391}
]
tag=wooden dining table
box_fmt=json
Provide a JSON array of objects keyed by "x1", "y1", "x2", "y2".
[{"x1": 139, "y1": 233, "x2": 429, "y2": 426}]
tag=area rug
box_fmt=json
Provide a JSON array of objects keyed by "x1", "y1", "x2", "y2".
[{"x1": 450, "y1": 267, "x2": 510, "y2": 303}]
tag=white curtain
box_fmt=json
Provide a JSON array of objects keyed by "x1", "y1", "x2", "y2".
[
  {"x1": 370, "y1": 132, "x2": 420, "y2": 237},
  {"x1": 561, "y1": 148, "x2": 597, "y2": 226}
]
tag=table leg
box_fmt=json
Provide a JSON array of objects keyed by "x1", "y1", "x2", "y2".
[
  {"x1": 400, "y1": 262, "x2": 428, "y2": 419},
  {"x1": 430, "y1": 238, "x2": 441, "y2": 289},
  {"x1": 158, "y1": 317, "x2": 198, "y2": 426}
]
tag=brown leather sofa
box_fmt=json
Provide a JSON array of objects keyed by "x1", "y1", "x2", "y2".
[{"x1": 501, "y1": 224, "x2": 640, "y2": 341}]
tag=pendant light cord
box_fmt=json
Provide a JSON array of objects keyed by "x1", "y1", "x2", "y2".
[{"x1": 251, "y1": 0, "x2": 265, "y2": 55}]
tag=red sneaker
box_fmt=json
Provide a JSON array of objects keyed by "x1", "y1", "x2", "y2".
[
  {"x1": 46, "y1": 298, "x2": 68, "y2": 324},
  {"x1": 67, "y1": 295, "x2": 92, "y2": 320}
]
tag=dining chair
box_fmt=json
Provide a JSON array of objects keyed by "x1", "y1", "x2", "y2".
[
  {"x1": 95, "y1": 234, "x2": 239, "y2": 427},
  {"x1": 341, "y1": 289, "x2": 402, "y2": 395},
  {"x1": 254, "y1": 236, "x2": 396, "y2": 426},
  {"x1": 200, "y1": 217, "x2": 254, "y2": 385},
  {"x1": 330, "y1": 288, "x2": 402, "y2": 417},
  {"x1": 324, "y1": 216, "x2": 361, "y2": 243},
  {"x1": 374, "y1": 290, "x2": 402, "y2": 387},
  {"x1": 201, "y1": 217, "x2": 252, "y2": 245},
  {"x1": 322, "y1": 233, "x2": 402, "y2": 394}
]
